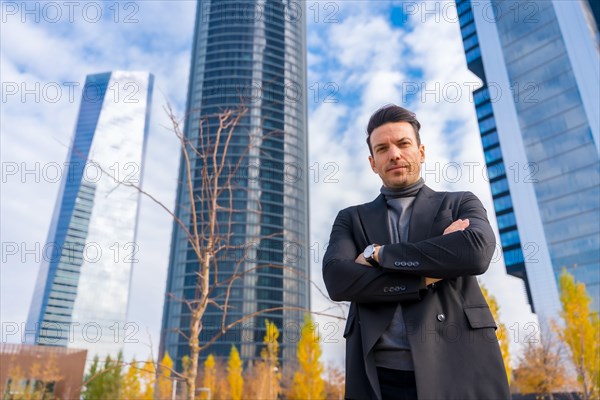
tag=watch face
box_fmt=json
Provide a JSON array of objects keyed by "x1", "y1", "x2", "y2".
[{"x1": 364, "y1": 244, "x2": 374, "y2": 259}]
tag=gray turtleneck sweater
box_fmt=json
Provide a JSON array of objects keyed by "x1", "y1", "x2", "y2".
[{"x1": 373, "y1": 178, "x2": 424, "y2": 371}]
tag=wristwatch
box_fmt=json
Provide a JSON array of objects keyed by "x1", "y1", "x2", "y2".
[{"x1": 363, "y1": 244, "x2": 380, "y2": 267}]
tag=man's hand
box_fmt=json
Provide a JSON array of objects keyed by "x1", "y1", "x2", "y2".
[
  {"x1": 355, "y1": 253, "x2": 370, "y2": 266},
  {"x1": 425, "y1": 277, "x2": 441, "y2": 286},
  {"x1": 443, "y1": 218, "x2": 469, "y2": 235}
]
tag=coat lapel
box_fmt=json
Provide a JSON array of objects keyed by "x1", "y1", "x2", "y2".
[
  {"x1": 408, "y1": 185, "x2": 445, "y2": 242},
  {"x1": 356, "y1": 194, "x2": 390, "y2": 247}
]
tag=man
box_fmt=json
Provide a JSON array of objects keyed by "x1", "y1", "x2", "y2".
[{"x1": 323, "y1": 105, "x2": 510, "y2": 400}]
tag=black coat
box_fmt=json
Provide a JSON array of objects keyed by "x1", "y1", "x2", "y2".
[{"x1": 323, "y1": 185, "x2": 510, "y2": 400}]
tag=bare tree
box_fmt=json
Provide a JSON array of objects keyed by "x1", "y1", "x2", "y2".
[
  {"x1": 512, "y1": 326, "x2": 575, "y2": 397},
  {"x1": 88, "y1": 103, "x2": 344, "y2": 399},
  {"x1": 323, "y1": 363, "x2": 345, "y2": 400}
]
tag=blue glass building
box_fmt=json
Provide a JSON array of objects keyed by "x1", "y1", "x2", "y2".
[
  {"x1": 456, "y1": 0, "x2": 599, "y2": 320},
  {"x1": 159, "y1": 1, "x2": 309, "y2": 370},
  {"x1": 26, "y1": 71, "x2": 154, "y2": 360}
]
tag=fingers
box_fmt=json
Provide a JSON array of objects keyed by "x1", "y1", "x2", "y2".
[
  {"x1": 425, "y1": 277, "x2": 442, "y2": 286},
  {"x1": 443, "y1": 218, "x2": 470, "y2": 235},
  {"x1": 355, "y1": 254, "x2": 370, "y2": 266}
]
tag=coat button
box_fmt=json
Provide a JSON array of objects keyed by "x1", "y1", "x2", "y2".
[
  {"x1": 407, "y1": 261, "x2": 413, "y2": 267},
  {"x1": 437, "y1": 313, "x2": 446, "y2": 322},
  {"x1": 400, "y1": 261, "x2": 407, "y2": 267},
  {"x1": 394, "y1": 261, "x2": 401, "y2": 267},
  {"x1": 399, "y1": 285, "x2": 406, "y2": 291},
  {"x1": 414, "y1": 261, "x2": 420, "y2": 267}
]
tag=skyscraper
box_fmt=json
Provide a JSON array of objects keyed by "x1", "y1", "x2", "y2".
[
  {"x1": 160, "y1": 1, "x2": 309, "y2": 370},
  {"x1": 26, "y1": 71, "x2": 154, "y2": 360},
  {"x1": 456, "y1": 0, "x2": 599, "y2": 321}
]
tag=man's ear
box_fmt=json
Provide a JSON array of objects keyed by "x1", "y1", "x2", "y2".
[
  {"x1": 419, "y1": 144, "x2": 426, "y2": 163},
  {"x1": 368, "y1": 155, "x2": 377, "y2": 173}
]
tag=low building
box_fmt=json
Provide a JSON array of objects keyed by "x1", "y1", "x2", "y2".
[{"x1": 0, "y1": 343, "x2": 86, "y2": 399}]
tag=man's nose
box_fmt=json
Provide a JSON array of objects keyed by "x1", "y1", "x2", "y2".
[{"x1": 388, "y1": 147, "x2": 401, "y2": 160}]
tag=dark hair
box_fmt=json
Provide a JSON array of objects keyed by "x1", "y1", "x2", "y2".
[{"x1": 366, "y1": 104, "x2": 421, "y2": 155}]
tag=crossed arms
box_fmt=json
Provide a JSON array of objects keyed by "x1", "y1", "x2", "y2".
[{"x1": 322, "y1": 192, "x2": 496, "y2": 303}]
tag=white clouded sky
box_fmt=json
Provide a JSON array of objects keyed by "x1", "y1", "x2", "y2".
[{"x1": 1, "y1": 0, "x2": 536, "y2": 368}]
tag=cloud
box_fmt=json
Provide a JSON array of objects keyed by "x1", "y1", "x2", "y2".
[
  {"x1": 401, "y1": 1, "x2": 538, "y2": 360},
  {"x1": 1, "y1": 0, "x2": 193, "y2": 362},
  {"x1": 306, "y1": 0, "x2": 537, "y2": 367},
  {"x1": 2, "y1": 0, "x2": 536, "y2": 368}
]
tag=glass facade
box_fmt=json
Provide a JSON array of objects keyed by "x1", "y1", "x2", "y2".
[
  {"x1": 159, "y1": 0, "x2": 309, "y2": 371},
  {"x1": 457, "y1": 0, "x2": 600, "y2": 316},
  {"x1": 26, "y1": 71, "x2": 154, "y2": 361}
]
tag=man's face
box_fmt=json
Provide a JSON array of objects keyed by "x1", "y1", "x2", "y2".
[{"x1": 368, "y1": 121, "x2": 425, "y2": 188}]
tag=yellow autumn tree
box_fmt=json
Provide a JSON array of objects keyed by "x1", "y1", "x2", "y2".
[
  {"x1": 227, "y1": 346, "x2": 244, "y2": 400},
  {"x1": 140, "y1": 358, "x2": 155, "y2": 400},
  {"x1": 289, "y1": 315, "x2": 325, "y2": 400},
  {"x1": 243, "y1": 361, "x2": 261, "y2": 399},
  {"x1": 4, "y1": 361, "x2": 27, "y2": 399},
  {"x1": 21, "y1": 356, "x2": 63, "y2": 400},
  {"x1": 250, "y1": 319, "x2": 281, "y2": 399},
  {"x1": 264, "y1": 319, "x2": 282, "y2": 399},
  {"x1": 262, "y1": 319, "x2": 280, "y2": 366},
  {"x1": 121, "y1": 358, "x2": 142, "y2": 400},
  {"x1": 481, "y1": 284, "x2": 511, "y2": 384},
  {"x1": 202, "y1": 354, "x2": 217, "y2": 400},
  {"x1": 556, "y1": 269, "x2": 600, "y2": 400},
  {"x1": 323, "y1": 363, "x2": 345, "y2": 400},
  {"x1": 157, "y1": 352, "x2": 174, "y2": 400},
  {"x1": 512, "y1": 329, "x2": 572, "y2": 395},
  {"x1": 40, "y1": 354, "x2": 62, "y2": 388},
  {"x1": 2, "y1": 355, "x2": 63, "y2": 400},
  {"x1": 215, "y1": 359, "x2": 229, "y2": 400}
]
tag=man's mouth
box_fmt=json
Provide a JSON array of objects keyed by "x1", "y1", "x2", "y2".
[{"x1": 387, "y1": 164, "x2": 409, "y2": 172}]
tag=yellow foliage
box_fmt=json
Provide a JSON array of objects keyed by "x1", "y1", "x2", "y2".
[
  {"x1": 157, "y1": 352, "x2": 174, "y2": 400},
  {"x1": 323, "y1": 364, "x2": 345, "y2": 400},
  {"x1": 557, "y1": 269, "x2": 600, "y2": 399},
  {"x1": 3, "y1": 356, "x2": 62, "y2": 400},
  {"x1": 261, "y1": 319, "x2": 280, "y2": 367},
  {"x1": 512, "y1": 331, "x2": 571, "y2": 394},
  {"x1": 250, "y1": 320, "x2": 281, "y2": 399},
  {"x1": 289, "y1": 315, "x2": 325, "y2": 400},
  {"x1": 481, "y1": 284, "x2": 511, "y2": 384},
  {"x1": 227, "y1": 346, "x2": 244, "y2": 400},
  {"x1": 202, "y1": 354, "x2": 216, "y2": 400},
  {"x1": 121, "y1": 359, "x2": 142, "y2": 400},
  {"x1": 140, "y1": 358, "x2": 156, "y2": 400}
]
